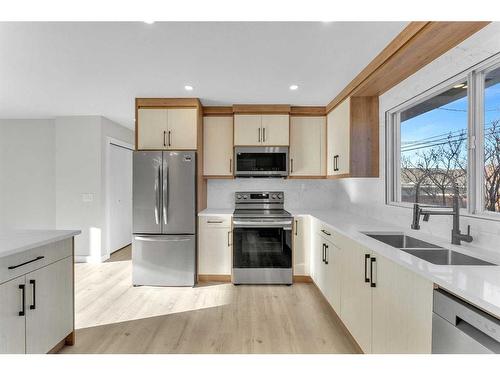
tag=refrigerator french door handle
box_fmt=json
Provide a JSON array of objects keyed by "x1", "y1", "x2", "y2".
[
  {"x1": 154, "y1": 166, "x2": 160, "y2": 225},
  {"x1": 162, "y1": 162, "x2": 168, "y2": 226}
]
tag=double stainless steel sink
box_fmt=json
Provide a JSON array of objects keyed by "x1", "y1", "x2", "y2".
[{"x1": 364, "y1": 233, "x2": 495, "y2": 266}]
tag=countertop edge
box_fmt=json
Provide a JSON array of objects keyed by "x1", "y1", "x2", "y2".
[{"x1": 0, "y1": 230, "x2": 81, "y2": 258}]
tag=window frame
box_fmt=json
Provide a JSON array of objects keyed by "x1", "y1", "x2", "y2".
[{"x1": 386, "y1": 52, "x2": 500, "y2": 220}]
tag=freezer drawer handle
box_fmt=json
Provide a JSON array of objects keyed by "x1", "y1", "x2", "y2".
[
  {"x1": 29, "y1": 279, "x2": 36, "y2": 310},
  {"x1": 8, "y1": 256, "x2": 45, "y2": 270},
  {"x1": 134, "y1": 236, "x2": 191, "y2": 242},
  {"x1": 19, "y1": 284, "x2": 25, "y2": 316}
]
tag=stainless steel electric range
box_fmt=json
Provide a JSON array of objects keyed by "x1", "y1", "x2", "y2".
[{"x1": 232, "y1": 191, "x2": 293, "y2": 285}]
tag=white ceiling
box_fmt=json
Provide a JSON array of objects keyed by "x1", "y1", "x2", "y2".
[{"x1": 0, "y1": 22, "x2": 408, "y2": 129}]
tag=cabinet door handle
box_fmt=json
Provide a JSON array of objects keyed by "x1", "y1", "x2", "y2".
[
  {"x1": 29, "y1": 279, "x2": 36, "y2": 310},
  {"x1": 324, "y1": 244, "x2": 329, "y2": 265},
  {"x1": 229, "y1": 158, "x2": 232, "y2": 173},
  {"x1": 163, "y1": 131, "x2": 167, "y2": 147},
  {"x1": 168, "y1": 131, "x2": 172, "y2": 146},
  {"x1": 321, "y1": 229, "x2": 331, "y2": 236},
  {"x1": 19, "y1": 284, "x2": 25, "y2": 316},
  {"x1": 364, "y1": 254, "x2": 370, "y2": 283},
  {"x1": 8, "y1": 256, "x2": 44, "y2": 270},
  {"x1": 263, "y1": 127, "x2": 266, "y2": 142},
  {"x1": 322, "y1": 243, "x2": 326, "y2": 263},
  {"x1": 290, "y1": 158, "x2": 294, "y2": 173},
  {"x1": 207, "y1": 220, "x2": 223, "y2": 224},
  {"x1": 370, "y1": 257, "x2": 377, "y2": 288},
  {"x1": 294, "y1": 220, "x2": 298, "y2": 236},
  {"x1": 228, "y1": 231, "x2": 232, "y2": 247},
  {"x1": 258, "y1": 128, "x2": 261, "y2": 142}
]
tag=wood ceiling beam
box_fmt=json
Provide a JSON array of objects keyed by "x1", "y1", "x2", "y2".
[{"x1": 325, "y1": 21, "x2": 490, "y2": 114}]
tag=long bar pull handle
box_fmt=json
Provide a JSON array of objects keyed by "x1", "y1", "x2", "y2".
[
  {"x1": 295, "y1": 220, "x2": 298, "y2": 236},
  {"x1": 229, "y1": 158, "x2": 232, "y2": 173},
  {"x1": 163, "y1": 131, "x2": 166, "y2": 147},
  {"x1": 163, "y1": 164, "x2": 168, "y2": 225},
  {"x1": 207, "y1": 220, "x2": 224, "y2": 224},
  {"x1": 8, "y1": 256, "x2": 45, "y2": 270},
  {"x1": 322, "y1": 244, "x2": 326, "y2": 263},
  {"x1": 227, "y1": 231, "x2": 232, "y2": 247},
  {"x1": 168, "y1": 131, "x2": 172, "y2": 147},
  {"x1": 29, "y1": 280, "x2": 36, "y2": 310},
  {"x1": 19, "y1": 284, "x2": 25, "y2": 316},
  {"x1": 258, "y1": 128, "x2": 261, "y2": 143},
  {"x1": 364, "y1": 254, "x2": 370, "y2": 283},
  {"x1": 263, "y1": 127, "x2": 266, "y2": 142},
  {"x1": 290, "y1": 158, "x2": 294, "y2": 173},
  {"x1": 370, "y1": 257, "x2": 377, "y2": 287},
  {"x1": 324, "y1": 244, "x2": 329, "y2": 265},
  {"x1": 321, "y1": 229, "x2": 331, "y2": 236},
  {"x1": 155, "y1": 166, "x2": 160, "y2": 225}
]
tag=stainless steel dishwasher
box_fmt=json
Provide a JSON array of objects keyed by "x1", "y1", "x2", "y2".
[{"x1": 432, "y1": 289, "x2": 500, "y2": 353}]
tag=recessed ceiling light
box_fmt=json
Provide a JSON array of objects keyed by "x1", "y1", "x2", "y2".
[
  {"x1": 289, "y1": 84, "x2": 299, "y2": 91},
  {"x1": 144, "y1": 20, "x2": 155, "y2": 24},
  {"x1": 453, "y1": 83, "x2": 466, "y2": 88},
  {"x1": 184, "y1": 85, "x2": 194, "y2": 91}
]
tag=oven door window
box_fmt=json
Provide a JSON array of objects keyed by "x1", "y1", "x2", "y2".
[
  {"x1": 236, "y1": 153, "x2": 286, "y2": 172},
  {"x1": 233, "y1": 227, "x2": 292, "y2": 268}
]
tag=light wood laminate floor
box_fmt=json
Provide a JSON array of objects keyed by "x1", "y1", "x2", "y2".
[{"x1": 60, "y1": 246, "x2": 358, "y2": 354}]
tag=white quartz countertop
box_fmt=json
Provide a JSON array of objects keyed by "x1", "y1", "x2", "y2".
[
  {"x1": 202, "y1": 206, "x2": 500, "y2": 318},
  {"x1": 198, "y1": 209, "x2": 234, "y2": 216},
  {"x1": 0, "y1": 230, "x2": 81, "y2": 258},
  {"x1": 289, "y1": 208, "x2": 500, "y2": 319}
]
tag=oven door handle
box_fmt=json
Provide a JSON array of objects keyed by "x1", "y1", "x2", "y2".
[{"x1": 233, "y1": 220, "x2": 292, "y2": 229}]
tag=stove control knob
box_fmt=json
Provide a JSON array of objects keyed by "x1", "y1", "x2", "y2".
[
  {"x1": 243, "y1": 195, "x2": 248, "y2": 199},
  {"x1": 271, "y1": 194, "x2": 277, "y2": 199},
  {"x1": 236, "y1": 194, "x2": 242, "y2": 199},
  {"x1": 277, "y1": 193, "x2": 283, "y2": 199}
]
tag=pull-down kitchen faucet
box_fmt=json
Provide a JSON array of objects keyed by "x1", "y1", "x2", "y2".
[{"x1": 410, "y1": 172, "x2": 473, "y2": 245}]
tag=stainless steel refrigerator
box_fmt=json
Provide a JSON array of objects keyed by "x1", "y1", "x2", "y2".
[{"x1": 132, "y1": 151, "x2": 196, "y2": 286}]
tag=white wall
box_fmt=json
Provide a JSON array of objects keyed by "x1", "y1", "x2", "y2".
[
  {"x1": 0, "y1": 119, "x2": 56, "y2": 229},
  {"x1": 328, "y1": 23, "x2": 500, "y2": 254},
  {"x1": 55, "y1": 116, "x2": 134, "y2": 262}
]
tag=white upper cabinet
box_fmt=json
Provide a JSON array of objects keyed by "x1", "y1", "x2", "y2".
[
  {"x1": 261, "y1": 115, "x2": 289, "y2": 145},
  {"x1": 234, "y1": 114, "x2": 289, "y2": 146},
  {"x1": 327, "y1": 98, "x2": 350, "y2": 176},
  {"x1": 137, "y1": 108, "x2": 168, "y2": 150},
  {"x1": 203, "y1": 116, "x2": 234, "y2": 176},
  {"x1": 137, "y1": 108, "x2": 197, "y2": 150},
  {"x1": 290, "y1": 116, "x2": 326, "y2": 176},
  {"x1": 234, "y1": 115, "x2": 262, "y2": 146},
  {"x1": 167, "y1": 108, "x2": 198, "y2": 149}
]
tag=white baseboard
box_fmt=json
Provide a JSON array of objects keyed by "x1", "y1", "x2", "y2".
[{"x1": 75, "y1": 254, "x2": 110, "y2": 263}]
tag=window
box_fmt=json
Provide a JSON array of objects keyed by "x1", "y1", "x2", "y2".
[
  {"x1": 483, "y1": 66, "x2": 500, "y2": 212},
  {"x1": 400, "y1": 82, "x2": 468, "y2": 208},
  {"x1": 387, "y1": 54, "x2": 500, "y2": 218}
]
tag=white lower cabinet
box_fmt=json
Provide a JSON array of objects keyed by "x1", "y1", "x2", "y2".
[
  {"x1": 25, "y1": 256, "x2": 74, "y2": 354},
  {"x1": 198, "y1": 216, "x2": 232, "y2": 275},
  {"x1": 0, "y1": 239, "x2": 74, "y2": 354},
  {"x1": 293, "y1": 216, "x2": 310, "y2": 276},
  {"x1": 306, "y1": 217, "x2": 433, "y2": 354},
  {"x1": 0, "y1": 275, "x2": 26, "y2": 354},
  {"x1": 371, "y1": 255, "x2": 433, "y2": 353}
]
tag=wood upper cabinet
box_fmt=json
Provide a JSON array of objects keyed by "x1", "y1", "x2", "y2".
[
  {"x1": 371, "y1": 255, "x2": 433, "y2": 354},
  {"x1": 327, "y1": 96, "x2": 378, "y2": 178},
  {"x1": 137, "y1": 108, "x2": 197, "y2": 150},
  {"x1": 203, "y1": 116, "x2": 234, "y2": 176},
  {"x1": 234, "y1": 114, "x2": 289, "y2": 146},
  {"x1": 290, "y1": 116, "x2": 326, "y2": 176}
]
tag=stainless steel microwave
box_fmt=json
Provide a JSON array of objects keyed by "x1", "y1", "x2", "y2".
[{"x1": 234, "y1": 146, "x2": 289, "y2": 177}]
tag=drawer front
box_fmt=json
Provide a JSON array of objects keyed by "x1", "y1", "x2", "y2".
[
  {"x1": 0, "y1": 238, "x2": 72, "y2": 284},
  {"x1": 200, "y1": 215, "x2": 232, "y2": 228}
]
